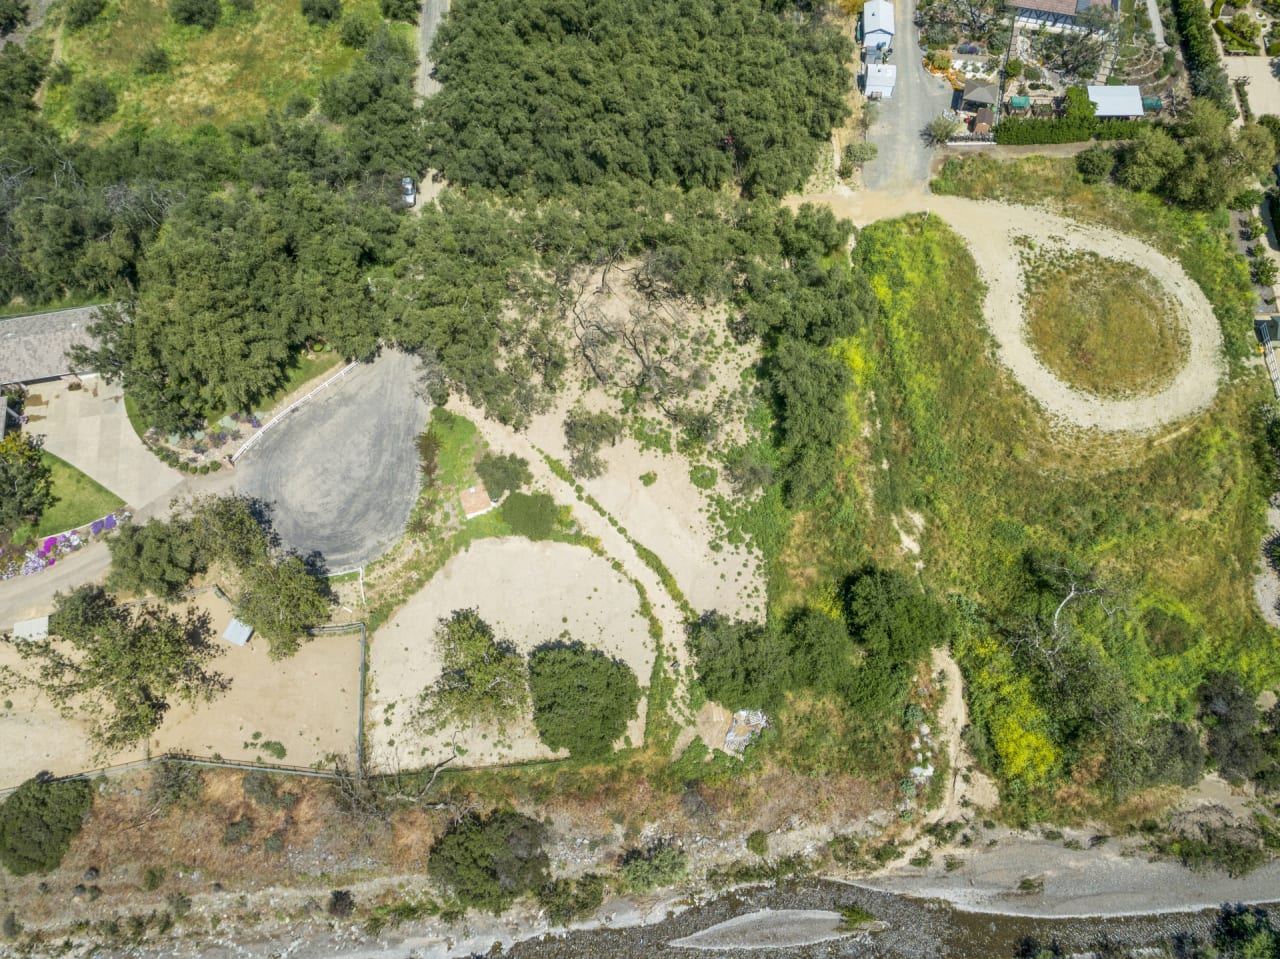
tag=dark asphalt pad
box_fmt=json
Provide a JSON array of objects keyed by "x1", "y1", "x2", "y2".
[{"x1": 235, "y1": 350, "x2": 428, "y2": 571}]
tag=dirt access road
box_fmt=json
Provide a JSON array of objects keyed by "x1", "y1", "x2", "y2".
[{"x1": 414, "y1": 0, "x2": 450, "y2": 98}]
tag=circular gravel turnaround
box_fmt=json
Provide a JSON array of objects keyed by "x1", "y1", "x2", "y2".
[
  {"x1": 794, "y1": 189, "x2": 1226, "y2": 434},
  {"x1": 235, "y1": 349, "x2": 428, "y2": 571}
]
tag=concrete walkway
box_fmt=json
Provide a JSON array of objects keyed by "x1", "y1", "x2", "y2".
[{"x1": 24, "y1": 376, "x2": 181, "y2": 509}]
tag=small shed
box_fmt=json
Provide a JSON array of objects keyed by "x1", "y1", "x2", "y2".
[
  {"x1": 1087, "y1": 84, "x2": 1143, "y2": 118},
  {"x1": 13, "y1": 616, "x2": 50, "y2": 642},
  {"x1": 862, "y1": 0, "x2": 895, "y2": 49},
  {"x1": 962, "y1": 78, "x2": 1000, "y2": 108},
  {"x1": 865, "y1": 64, "x2": 897, "y2": 100},
  {"x1": 973, "y1": 106, "x2": 996, "y2": 133},
  {"x1": 460, "y1": 483, "x2": 495, "y2": 520},
  {"x1": 222, "y1": 618, "x2": 253, "y2": 647}
]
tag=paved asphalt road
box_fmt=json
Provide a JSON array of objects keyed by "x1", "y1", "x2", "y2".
[
  {"x1": 415, "y1": 0, "x2": 450, "y2": 98},
  {"x1": 234, "y1": 350, "x2": 428, "y2": 572},
  {"x1": 862, "y1": 0, "x2": 956, "y2": 193}
]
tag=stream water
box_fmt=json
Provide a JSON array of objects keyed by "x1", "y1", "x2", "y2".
[{"x1": 502, "y1": 880, "x2": 1259, "y2": 958}]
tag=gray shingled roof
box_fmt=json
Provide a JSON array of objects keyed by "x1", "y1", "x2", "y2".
[{"x1": 0, "y1": 307, "x2": 100, "y2": 386}]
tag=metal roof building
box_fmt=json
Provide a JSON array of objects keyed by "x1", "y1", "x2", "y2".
[
  {"x1": 862, "y1": 0, "x2": 895, "y2": 48},
  {"x1": 865, "y1": 64, "x2": 898, "y2": 99},
  {"x1": 1087, "y1": 85, "x2": 1144, "y2": 118}
]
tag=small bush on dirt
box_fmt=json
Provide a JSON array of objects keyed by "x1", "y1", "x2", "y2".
[
  {"x1": 149, "y1": 763, "x2": 204, "y2": 812},
  {"x1": 2, "y1": 911, "x2": 19, "y2": 938},
  {"x1": 169, "y1": 0, "x2": 219, "y2": 28},
  {"x1": 417, "y1": 428, "x2": 440, "y2": 484},
  {"x1": 166, "y1": 893, "x2": 191, "y2": 918},
  {"x1": 429, "y1": 811, "x2": 549, "y2": 914},
  {"x1": 0, "y1": 777, "x2": 93, "y2": 876},
  {"x1": 222, "y1": 818, "x2": 253, "y2": 845},
  {"x1": 619, "y1": 842, "x2": 687, "y2": 892},
  {"x1": 746, "y1": 830, "x2": 769, "y2": 858},
  {"x1": 70, "y1": 78, "x2": 117, "y2": 123},
  {"x1": 242, "y1": 772, "x2": 298, "y2": 810},
  {"x1": 537, "y1": 874, "x2": 605, "y2": 925},
  {"x1": 474, "y1": 452, "x2": 531, "y2": 501},
  {"x1": 327, "y1": 889, "x2": 355, "y2": 917},
  {"x1": 142, "y1": 866, "x2": 165, "y2": 891},
  {"x1": 135, "y1": 44, "x2": 172, "y2": 76},
  {"x1": 500, "y1": 491, "x2": 557, "y2": 540},
  {"x1": 563, "y1": 407, "x2": 621, "y2": 478}
]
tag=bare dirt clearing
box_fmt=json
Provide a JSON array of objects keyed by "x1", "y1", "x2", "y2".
[
  {"x1": 792, "y1": 189, "x2": 1225, "y2": 433},
  {"x1": 0, "y1": 590, "x2": 361, "y2": 788},
  {"x1": 365, "y1": 538, "x2": 653, "y2": 772}
]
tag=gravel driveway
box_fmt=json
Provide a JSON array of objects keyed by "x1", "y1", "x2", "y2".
[
  {"x1": 862, "y1": 0, "x2": 955, "y2": 192},
  {"x1": 234, "y1": 349, "x2": 428, "y2": 571}
]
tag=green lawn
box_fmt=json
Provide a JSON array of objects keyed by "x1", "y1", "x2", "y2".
[
  {"x1": 32, "y1": 452, "x2": 125, "y2": 538},
  {"x1": 41, "y1": 0, "x2": 389, "y2": 134}
]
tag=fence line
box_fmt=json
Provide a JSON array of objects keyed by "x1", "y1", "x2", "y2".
[
  {"x1": 230, "y1": 360, "x2": 359, "y2": 463},
  {"x1": 1259, "y1": 321, "x2": 1280, "y2": 401},
  {"x1": 1, "y1": 619, "x2": 370, "y2": 796}
]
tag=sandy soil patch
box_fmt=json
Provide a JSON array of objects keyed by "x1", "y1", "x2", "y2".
[
  {"x1": 669, "y1": 909, "x2": 851, "y2": 950},
  {"x1": 365, "y1": 538, "x2": 654, "y2": 772},
  {"x1": 0, "y1": 591, "x2": 361, "y2": 788},
  {"x1": 1228, "y1": 57, "x2": 1280, "y2": 117},
  {"x1": 525, "y1": 400, "x2": 765, "y2": 622}
]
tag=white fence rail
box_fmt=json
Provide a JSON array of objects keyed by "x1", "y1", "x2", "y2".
[
  {"x1": 1260, "y1": 322, "x2": 1280, "y2": 401},
  {"x1": 230, "y1": 361, "x2": 358, "y2": 463}
]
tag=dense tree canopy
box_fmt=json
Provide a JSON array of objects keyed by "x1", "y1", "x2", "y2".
[
  {"x1": 429, "y1": 810, "x2": 549, "y2": 913},
  {"x1": 424, "y1": 0, "x2": 852, "y2": 197},
  {"x1": 415, "y1": 609, "x2": 528, "y2": 733},
  {"x1": 11, "y1": 585, "x2": 225, "y2": 750},
  {"x1": 527, "y1": 642, "x2": 640, "y2": 758},
  {"x1": 0, "y1": 777, "x2": 93, "y2": 876},
  {"x1": 107, "y1": 517, "x2": 206, "y2": 599},
  {"x1": 0, "y1": 431, "x2": 53, "y2": 531}
]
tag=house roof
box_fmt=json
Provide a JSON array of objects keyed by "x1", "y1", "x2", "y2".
[
  {"x1": 0, "y1": 307, "x2": 99, "y2": 386},
  {"x1": 974, "y1": 106, "x2": 996, "y2": 125},
  {"x1": 863, "y1": 0, "x2": 895, "y2": 37},
  {"x1": 865, "y1": 64, "x2": 897, "y2": 97},
  {"x1": 13, "y1": 616, "x2": 50, "y2": 642},
  {"x1": 223, "y1": 618, "x2": 254, "y2": 646},
  {"x1": 1087, "y1": 84, "x2": 1143, "y2": 117},
  {"x1": 963, "y1": 78, "x2": 1000, "y2": 105}
]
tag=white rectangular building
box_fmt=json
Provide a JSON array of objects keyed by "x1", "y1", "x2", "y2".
[
  {"x1": 865, "y1": 64, "x2": 897, "y2": 99},
  {"x1": 1087, "y1": 85, "x2": 1143, "y2": 118},
  {"x1": 862, "y1": 0, "x2": 895, "y2": 50}
]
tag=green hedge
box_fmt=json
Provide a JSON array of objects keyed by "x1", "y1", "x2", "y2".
[
  {"x1": 1214, "y1": 19, "x2": 1260, "y2": 53},
  {"x1": 1172, "y1": 0, "x2": 1236, "y2": 111},
  {"x1": 994, "y1": 117, "x2": 1149, "y2": 145}
]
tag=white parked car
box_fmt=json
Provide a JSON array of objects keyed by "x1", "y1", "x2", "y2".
[{"x1": 401, "y1": 176, "x2": 417, "y2": 207}]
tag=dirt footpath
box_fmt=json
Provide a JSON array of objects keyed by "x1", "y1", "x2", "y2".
[
  {"x1": 365, "y1": 538, "x2": 654, "y2": 772},
  {"x1": 792, "y1": 188, "x2": 1225, "y2": 434}
]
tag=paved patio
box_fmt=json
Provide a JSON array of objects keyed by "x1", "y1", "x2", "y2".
[{"x1": 22, "y1": 376, "x2": 181, "y2": 509}]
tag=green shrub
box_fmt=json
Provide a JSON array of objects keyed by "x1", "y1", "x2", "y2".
[
  {"x1": 300, "y1": 0, "x2": 339, "y2": 25},
  {"x1": 475, "y1": 452, "x2": 531, "y2": 501},
  {"x1": 169, "y1": 0, "x2": 220, "y2": 28},
  {"x1": 338, "y1": 12, "x2": 370, "y2": 46},
  {"x1": 378, "y1": 0, "x2": 416, "y2": 20},
  {"x1": 689, "y1": 464, "x2": 718, "y2": 489},
  {"x1": 500, "y1": 491, "x2": 557, "y2": 540},
  {"x1": 327, "y1": 889, "x2": 355, "y2": 917},
  {"x1": 2, "y1": 910, "x2": 19, "y2": 938},
  {"x1": 135, "y1": 44, "x2": 172, "y2": 76},
  {"x1": 259, "y1": 740, "x2": 287, "y2": 760},
  {"x1": 241, "y1": 772, "x2": 298, "y2": 810},
  {"x1": 639, "y1": 471, "x2": 657, "y2": 486},
  {"x1": 537, "y1": 874, "x2": 605, "y2": 925},
  {"x1": 746, "y1": 830, "x2": 769, "y2": 858},
  {"x1": 619, "y1": 842, "x2": 687, "y2": 892},
  {"x1": 0, "y1": 777, "x2": 93, "y2": 875},
  {"x1": 166, "y1": 892, "x2": 192, "y2": 918},
  {"x1": 263, "y1": 829, "x2": 285, "y2": 854},
  {"x1": 64, "y1": 0, "x2": 106, "y2": 29},
  {"x1": 528, "y1": 642, "x2": 641, "y2": 758},
  {"x1": 222, "y1": 818, "x2": 253, "y2": 845},
  {"x1": 429, "y1": 811, "x2": 549, "y2": 914},
  {"x1": 143, "y1": 865, "x2": 165, "y2": 890},
  {"x1": 70, "y1": 78, "x2": 117, "y2": 124}
]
